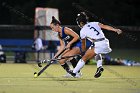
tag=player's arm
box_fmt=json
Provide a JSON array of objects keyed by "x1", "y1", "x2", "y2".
[
  {"x1": 99, "y1": 23, "x2": 122, "y2": 34},
  {"x1": 64, "y1": 27, "x2": 80, "y2": 48},
  {"x1": 80, "y1": 28, "x2": 87, "y2": 52},
  {"x1": 53, "y1": 36, "x2": 65, "y2": 58}
]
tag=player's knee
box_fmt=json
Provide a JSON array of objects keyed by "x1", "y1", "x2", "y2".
[
  {"x1": 81, "y1": 55, "x2": 88, "y2": 62},
  {"x1": 95, "y1": 54, "x2": 102, "y2": 61},
  {"x1": 59, "y1": 59, "x2": 65, "y2": 64}
]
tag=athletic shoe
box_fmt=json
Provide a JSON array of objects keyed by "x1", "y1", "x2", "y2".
[
  {"x1": 62, "y1": 73, "x2": 72, "y2": 78},
  {"x1": 75, "y1": 72, "x2": 82, "y2": 78},
  {"x1": 67, "y1": 70, "x2": 76, "y2": 77},
  {"x1": 94, "y1": 66, "x2": 104, "y2": 78}
]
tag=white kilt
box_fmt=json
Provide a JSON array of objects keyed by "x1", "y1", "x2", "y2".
[{"x1": 94, "y1": 38, "x2": 112, "y2": 54}]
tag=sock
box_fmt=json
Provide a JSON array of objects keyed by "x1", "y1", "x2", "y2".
[
  {"x1": 70, "y1": 58, "x2": 81, "y2": 73},
  {"x1": 70, "y1": 58, "x2": 77, "y2": 68},
  {"x1": 95, "y1": 54, "x2": 103, "y2": 68},
  {"x1": 73, "y1": 59, "x2": 85, "y2": 73},
  {"x1": 61, "y1": 63, "x2": 70, "y2": 72},
  {"x1": 97, "y1": 60, "x2": 102, "y2": 68}
]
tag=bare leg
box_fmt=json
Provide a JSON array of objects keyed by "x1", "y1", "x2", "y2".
[
  {"x1": 73, "y1": 48, "x2": 96, "y2": 74},
  {"x1": 59, "y1": 47, "x2": 80, "y2": 72}
]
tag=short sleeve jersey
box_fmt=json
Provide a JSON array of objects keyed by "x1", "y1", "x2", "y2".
[{"x1": 80, "y1": 22, "x2": 105, "y2": 40}]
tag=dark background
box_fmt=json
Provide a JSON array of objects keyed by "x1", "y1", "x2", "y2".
[
  {"x1": 0, "y1": 0, "x2": 140, "y2": 49},
  {"x1": 0, "y1": 0, "x2": 139, "y2": 25}
]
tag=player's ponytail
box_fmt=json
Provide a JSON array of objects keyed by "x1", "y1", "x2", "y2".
[{"x1": 51, "y1": 16, "x2": 61, "y2": 25}]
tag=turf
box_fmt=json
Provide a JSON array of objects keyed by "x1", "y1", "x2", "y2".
[{"x1": 0, "y1": 63, "x2": 140, "y2": 93}]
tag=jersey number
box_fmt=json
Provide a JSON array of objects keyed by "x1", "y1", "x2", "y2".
[{"x1": 90, "y1": 27, "x2": 100, "y2": 35}]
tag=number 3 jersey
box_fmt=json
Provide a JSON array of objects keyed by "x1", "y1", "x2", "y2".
[
  {"x1": 80, "y1": 22, "x2": 112, "y2": 54},
  {"x1": 80, "y1": 22, "x2": 105, "y2": 40}
]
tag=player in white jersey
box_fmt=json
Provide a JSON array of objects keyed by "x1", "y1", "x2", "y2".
[
  {"x1": 80, "y1": 22, "x2": 112, "y2": 54},
  {"x1": 68, "y1": 12, "x2": 122, "y2": 78}
]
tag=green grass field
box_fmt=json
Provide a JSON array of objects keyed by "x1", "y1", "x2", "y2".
[{"x1": 0, "y1": 63, "x2": 140, "y2": 93}]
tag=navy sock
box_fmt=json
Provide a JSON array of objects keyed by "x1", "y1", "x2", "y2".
[{"x1": 61, "y1": 63, "x2": 70, "y2": 72}]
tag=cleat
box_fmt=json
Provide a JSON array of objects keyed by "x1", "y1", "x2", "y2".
[
  {"x1": 94, "y1": 66, "x2": 104, "y2": 78},
  {"x1": 67, "y1": 70, "x2": 76, "y2": 77},
  {"x1": 75, "y1": 72, "x2": 82, "y2": 78},
  {"x1": 62, "y1": 73, "x2": 72, "y2": 78}
]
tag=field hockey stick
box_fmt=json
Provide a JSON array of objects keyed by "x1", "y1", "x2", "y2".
[
  {"x1": 35, "y1": 54, "x2": 81, "y2": 77},
  {"x1": 37, "y1": 48, "x2": 68, "y2": 67},
  {"x1": 34, "y1": 54, "x2": 80, "y2": 78},
  {"x1": 38, "y1": 54, "x2": 81, "y2": 67},
  {"x1": 34, "y1": 48, "x2": 68, "y2": 77},
  {"x1": 72, "y1": 3, "x2": 137, "y2": 41}
]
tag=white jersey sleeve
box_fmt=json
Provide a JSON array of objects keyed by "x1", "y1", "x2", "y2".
[{"x1": 80, "y1": 22, "x2": 105, "y2": 40}]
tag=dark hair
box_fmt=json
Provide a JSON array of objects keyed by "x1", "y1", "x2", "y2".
[
  {"x1": 51, "y1": 16, "x2": 61, "y2": 25},
  {"x1": 76, "y1": 12, "x2": 88, "y2": 25}
]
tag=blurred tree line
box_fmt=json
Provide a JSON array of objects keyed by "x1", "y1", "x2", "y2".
[{"x1": 0, "y1": 0, "x2": 139, "y2": 25}]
